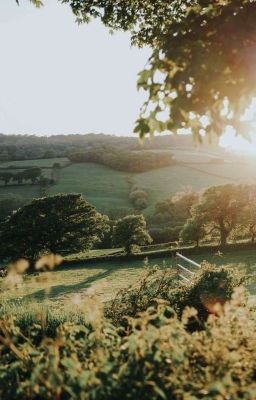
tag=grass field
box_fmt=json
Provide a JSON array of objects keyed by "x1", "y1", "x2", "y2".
[
  {"x1": 1, "y1": 248, "x2": 256, "y2": 309},
  {"x1": 1, "y1": 152, "x2": 256, "y2": 217},
  {"x1": 48, "y1": 163, "x2": 132, "y2": 214},
  {"x1": 0, "y1": 157, "x2": 69, "y2": 168},
  {"x1": 134, "y1": 161, "x2": 256, "y2": 215}
]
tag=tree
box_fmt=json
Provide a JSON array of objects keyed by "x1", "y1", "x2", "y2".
[
  {"x1": 0, "y1": 194, "x2": 26, "y2": 222},
  {"x1": 191, "y1": 185, "x2": 247, "y2": 247},
  {"x1": 22, "y1": 167, "x2": 42, "y2": 184},
  {"x1": 180, "y1": 217, "x2": 206, "y2": 247},
  {"x1": 112, "y1": 214, "x2": 152, "y2": 253},
  {"x1": 46, "y1": 0, "x2": 256, "y2": 143},
  {"x1": 13, "y1": 171, "x2": 24, "y2": 185},
  {"x1": 0, "y1": 193, "x2": 109, "y2": 261},
  {"x1": 0, "y1": 172, "x2": 13, "y2": 185},
  {"x1": 154, "y1": 188, "x2": 199, "y2": 226},
  {"x1": 239, "y1": 185, "x2": 256, "y2": 243}
]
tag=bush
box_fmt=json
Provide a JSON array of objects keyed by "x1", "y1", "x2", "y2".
[
  {"x1": 134, "y1": 197, "x2": 149, "y2": 210},
  {"x1": 129, "y1": 189, "x2": 147, "y2": 201},
  {"x1": 149, "y1": 226, "x2": 181, "y2": 243},
  {"x1": 0, "y1": 283, "x2": 255, "y2": 399},
  {"x1": 129, "y1": 188, "x2": 149, "y2": 210},
  {"x1": 106, "y1": 264, "x2": 247, "y2": 327}
]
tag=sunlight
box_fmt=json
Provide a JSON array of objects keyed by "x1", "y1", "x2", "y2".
[{"x1": 220, "y1": 126, "x2": 256, "y2": 154}]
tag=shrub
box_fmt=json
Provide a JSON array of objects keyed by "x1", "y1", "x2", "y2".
[
  {"x1": 129, "y1": 189, "x2": 147, "y2": 201},
  {"x1": 134, "y1": 197, "x2": 149, "y2": 210},
  {"x1": 129, "y1": 188, "x2": 149, "y2": 210},
  {"x1": 0, "y1": 287, "x2": 256, "y2": 399},
  {"x1": 106, "y1": 263, "x2": 247, "y2": 327},
  {"x1": 149, "y1": 227, "x2": 181, "y2": 243}
]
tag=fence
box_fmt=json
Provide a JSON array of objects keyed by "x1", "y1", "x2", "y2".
[{"x1": 176, "y1": 252, "x2": 201, "y2": 283}]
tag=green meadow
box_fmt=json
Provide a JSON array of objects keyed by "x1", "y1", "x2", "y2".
[
  {"x1": 1, "y1": 151, "x2": 256, "y2": 218},
  {"x1": 1, "y1": 248, "x2": 256, "y2": 310}
]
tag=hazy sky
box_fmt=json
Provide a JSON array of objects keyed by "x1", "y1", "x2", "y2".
[{"x1": 0, "y1": 0, "x2": 151, "y2": 136}]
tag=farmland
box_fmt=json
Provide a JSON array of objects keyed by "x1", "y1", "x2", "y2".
[
  {"x1": 0, "y1": 149, "x2": 255, "y2": 218},
  {"x1": 1, "y1": 247, "x2": 256, "y2": 309}
]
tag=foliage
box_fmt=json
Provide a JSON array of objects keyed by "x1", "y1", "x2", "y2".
[
  {"x1": 0, "y1": 194, "x2": 27, "y2": 222},
  {"x1": 0, "y1": 133, "x2": 196, "y2": 162},
  {"x1": 106, "y1": 263, "x2": 246, "y2": 326},
  {"x1": 129, "y1": 187, "x2": 149, "y2": 210},
  {"x1": 0, "y1": 194, "x2": 109, "y2": 261},
  {"x1": 112, "y1": 214, "x2": 152, "y2": 253},
  {"x1": 149, "y1": 226, "x2": 181, "y2": 244},
  {"x1": 0, "y1": 261, "x2": 254, "y2": 399},
  {"x1": 180, "y1": 217, "x2": 206, "y2": 247},
  {"x1": 0, "y1": 168, "x2": 42, "y2": 185},
  {"x1": 190, "y1": 184, "x2": 248, "y2": 246},
  {"x1": 69, "y1": 147, "x2": 176, "y2": 172},
  {"x1": 58, "y1": 0, "x2": 256, "y2": 142},
  {"x1": 154, "y1": 188, "x2": 198, "y2": 227},
  {"x1": 239, "y1": 185, "x2": 256, "y2": 243}
]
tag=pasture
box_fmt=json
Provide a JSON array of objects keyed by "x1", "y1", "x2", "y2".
[
  {"x1": 1, "y1": 248, "x2": 256, "y2": 310},
  {"x1": 0, "y1": 157, "x2": 69, "y2": 168},
  {"x1": 0, "y1": 152, "x2": 256, "y2": 218},
  {"x1": 48, "y1": 163, "x2": 132, "y2": 214}
]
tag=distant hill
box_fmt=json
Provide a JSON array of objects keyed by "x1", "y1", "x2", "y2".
[{"x1": 0, "y1": 132, "x2": 225, "y2": 162}]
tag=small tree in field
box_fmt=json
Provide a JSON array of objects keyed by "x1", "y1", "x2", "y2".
[
  {"x1": 112, "y1": 215, "x2": 152, "y2": 254},
  {"x1": 0, "y1": 193, "x2": 109, "y2": 261},
  {"x1": 180, "y1": 217, "x2": 206, "y2": 247}
]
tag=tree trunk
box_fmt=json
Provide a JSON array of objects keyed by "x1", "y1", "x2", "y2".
[
  {"x1": 249, "y1": 225, "x2": 255, "y2": 243},
  {"x1": 125, "y1": 244, "x2": 132, "y2": 255},
  {"x1": 219, "y1": 219, "x2": 229, "y2": 247},
  {"x1": 220, "y1": 229, "x2": 228, "y2": 247}
]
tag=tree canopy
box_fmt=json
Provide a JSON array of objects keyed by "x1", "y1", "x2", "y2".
[
  {"x1": 0, "y1": 193, "x2": 109, "y2": 261},
  {"x1": 190, "y1": 184, "x2": 248, "y2": 246},
  {"x1": 49, "y1": 0, "x2": 256, "y2": 143},
  {"x1": 112, "y1": 214, "x2": 152, "y2": 253}
]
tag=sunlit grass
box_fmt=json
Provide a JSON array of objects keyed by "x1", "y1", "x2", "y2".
[{"x1": 1, "y1": 249, "x2": 256, "y2": 311}]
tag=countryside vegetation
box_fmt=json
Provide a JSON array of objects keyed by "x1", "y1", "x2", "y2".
[{"x1": 1, "y1": 0, "x2": 256, "y2": 399}]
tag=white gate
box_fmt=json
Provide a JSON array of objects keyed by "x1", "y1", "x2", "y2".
[{"x1": 176, "y1": 252, "x2": 201, "y2": 283}]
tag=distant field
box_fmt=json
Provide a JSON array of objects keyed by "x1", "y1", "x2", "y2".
[
  {"x1": 145, "y1": 148, "x2": 227, "y2": 163},
  {"x1": 134, "y1": 161, "x2": 256, "y2": 215},
  {"x1": 1, "y1": 248, "x2": 256, "y2": 309},
  {"x1": 0, "y1": 152, "x2": 255, "y2": 217},
  {"x1": 48, "y1": 163, "x2": 132, "y2": 213},
  {"x1": 0, "y1": 157, "x2": 69, "y2": 168}
]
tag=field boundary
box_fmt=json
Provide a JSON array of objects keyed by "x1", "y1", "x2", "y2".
[
  {"x1": 62, "y1": 241, "x2": 256, "y2": 267},
  {"x1": 180, "y1": 164, "x2": 237, "y2": 182}
]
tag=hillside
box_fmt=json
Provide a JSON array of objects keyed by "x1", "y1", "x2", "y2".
[{"x1": 0, "y1": 144, "x2": 253, "y2": 221}]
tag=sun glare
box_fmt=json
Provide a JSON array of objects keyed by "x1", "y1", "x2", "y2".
[
  {"x1": 220, "y1": 126, "x2": 256, "y2": 154},
  {"x1": 218, "y1": 97, "x2": 256, "y2": 154}
]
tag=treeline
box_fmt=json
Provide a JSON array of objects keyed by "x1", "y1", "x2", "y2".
[
  {"x1": 180, "y1": 184, "x2": 256, "y2": 247},
  {"x1": 149, "y1": 189, "x2": 199, "y2": 243},
  {"x1": 68, "y1": 148, "x2": 176, "y2": 172},
  {"x1": 0, "y1": 168, "x2": 42, "y2": 185},
  {"x1": 151, "y1": 184, "x2": 256, "y2": 247},
  {"x1": 0, "y1": 132, "x2": 210, "y2": 162}
]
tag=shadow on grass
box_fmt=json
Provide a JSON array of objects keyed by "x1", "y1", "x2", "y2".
[
  {"x1": 21, "y1": 269, "x2": 113, "y2": 302},
  {"x1": 59, "y1": 255, "x2": 172, "y2": 273}
]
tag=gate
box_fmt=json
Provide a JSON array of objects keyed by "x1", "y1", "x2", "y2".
[{"x1": 176, "y1": 252, "x2": 201, "y2": 283}]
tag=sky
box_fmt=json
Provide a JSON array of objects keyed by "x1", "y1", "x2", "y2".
[{"x1": 0, "y1": 0, "x2": 151, "y2": 136}]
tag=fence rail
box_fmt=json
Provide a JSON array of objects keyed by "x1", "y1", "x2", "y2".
[{"x1": 176, "y1": 252, "x2": 201, "y2": 283}]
